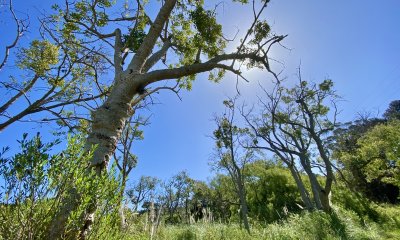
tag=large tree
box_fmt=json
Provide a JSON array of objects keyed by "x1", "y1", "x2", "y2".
[
  {"x1": 41, "y1": 0, "x2": 285, "y2": 237},
  {"x1": 330, "y1": 100, "x2": 400, "y2": 203},
  {"x1": 334, "y1": 119, "x2": 400, "y2": 203}
]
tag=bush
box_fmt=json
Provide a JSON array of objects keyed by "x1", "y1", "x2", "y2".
[{"x1": 0, "y1": 133, "x2": 121, "y2": 240}]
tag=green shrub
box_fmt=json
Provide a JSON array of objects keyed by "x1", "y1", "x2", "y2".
[{"x1": 0, "y1": 134, "x2": 121, "y2": 240}]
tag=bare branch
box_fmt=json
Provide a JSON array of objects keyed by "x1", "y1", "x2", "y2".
[
  {"x1": 0, "y1": 75, "x2": 39, "y2": 114},
  {"x1": 0, "y1": 0, "x2": 28, "y2": 71},
  {"x1": 142, "y1": 39, "x2": 172, "y2": 72}
]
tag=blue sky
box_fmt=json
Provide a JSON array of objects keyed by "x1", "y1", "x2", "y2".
[{"x1": 1, "y1": 1, "x2": 400, "y2": 184}]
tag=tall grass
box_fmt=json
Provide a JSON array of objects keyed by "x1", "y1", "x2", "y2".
[{"x1": 114, "y1": 206, "x2": 398, "y2": 240}]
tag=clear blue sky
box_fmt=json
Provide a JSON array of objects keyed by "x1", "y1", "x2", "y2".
[{"x1": 1, "y1": 1, "x2": 400, "y2": 185}]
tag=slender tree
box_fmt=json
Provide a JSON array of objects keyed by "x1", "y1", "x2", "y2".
[
  {"x1": 160, "y1": 171, "x2": 193, "y2": 224},
  {"x1": 212, "y1": 97, "x2": 253, "y2": 233},
  {"x1": 127, "y1": 176, "x2": 159, "y2": 212},
  {"x1": 114, "y1": 114, "x2": 150, "y2": 199}
]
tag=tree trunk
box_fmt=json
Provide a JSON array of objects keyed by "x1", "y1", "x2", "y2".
[
  {"x1": 320, "y1": 189, "x2": 332, "y2": 212},
  {"x1": 307, "y1": 113, "x2": 334, "y2": 212},
  {"x1": 303, "y1": 166, "x2": 324, "y2": 210},
  {"x1": 149, "y1": 200, "x2": 156, "y2": 240},
  {"x1": 312, "y1": 137, "x2": 333, "y2": 212},
  {"x1": 237, "y1": 180, "x2": 250, "y2": 234},
  {"x1": 288, "y1": 165, "x2": 314, "y2": 211},
  {"x1": 48, "y1": 79, "x2": 140, "y2": 239},
  {"x1": 82, "y1": 83, "x2": 139, "y2": 239},
  {"x1": 299, "y1": 155, "x2": 324, "y2": 210},
  {"x1": 119, "y1": 174, "x2": 128, "y2": 229},
  {"x1": 87, "y1": 82, "x2": 136, "y2": 173}
]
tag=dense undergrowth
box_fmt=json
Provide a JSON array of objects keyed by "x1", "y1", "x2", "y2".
[
  {"x1": 1, "y1": 133, "x2": 399, "y2": 239},
  {"x1": 89, "y1": 204, "x2": 399, "y2": 240}
]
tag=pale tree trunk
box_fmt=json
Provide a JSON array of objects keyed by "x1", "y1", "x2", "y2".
[
  {"x1": 274, "y1": 152, "x2": 315, "y2": 211},
  {"x1": 288, "y1": 165, "x2": 314, "y2": 211},
  {"x1": 47, "y1": 81, "x2": 137, "y2": 240},
  {"x1": 298, "y1": 154, "x2": 326, "y2": 210},
  {"x1": 302, "y1": 162, "x2": 323, "y2": 210},
  {"x1": 119, "y1": 174, "x2": 129, "y2": 229},
  {"x1": 119, "y1": 202, "x2": 126, "y2": 230},
  {"x1": 237, "y1": 181, "x2": 250, "y2": 234},
  {"x1": 302, "y1": 102, "x2": 334, "y2": 212},
  {"x1": 149, "y1": 200, "x2": 156, "y2": 240},
  {"x1": 308, "y1": 173, "x2": 323, "y2": 210},
  {"x1": 313, "y1": 137, "x2": 333, "y2": 212},
  {"x1": 48, "y1": 0, "x2": 178, "y2": 238},
  {"x1": 320, "y1": 189, "x2": 331, "y2": 212}
]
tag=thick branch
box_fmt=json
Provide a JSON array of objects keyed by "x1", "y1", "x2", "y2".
[
  {"x1": 138, "y1": 52, "x2": 260, "y2": 86},
  {"x1": 142, "y1": 40, "x2": 172, "y2": 72},
  {"x1": 114, "y1": 28, "x2": 123, "y2": 78},
  {"x1": 128, "y1": 0, "x2": 177, "y2": 72}
]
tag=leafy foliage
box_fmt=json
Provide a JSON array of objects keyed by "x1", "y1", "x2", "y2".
[
  {"x1": 190, "y1": 6, "x2": 222, "y2": 46},
  {"x1": 17, "y1": 40, "x2": 60, "y2": 77},
  {"x1": 245, "y1": 161, "x2": 301, "y2": 223},
  {"x1": 123, "y1": 29, "x2": 147, "y2": 52},
  {"x1": 383, "y1": 100, "x2": 400, "y2": 120},
  {"x1": 340, "y1": 120, "x2": 400, "y2": 188},
  {"x1": 0, "y1": 134, "x2": 121, "y2": 239},
  {"x1": 331, "y1": 102, "x2": 400, "y2": 203}
]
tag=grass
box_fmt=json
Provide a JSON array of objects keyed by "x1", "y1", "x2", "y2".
[
  {"x1": 1, "y1": 204, "x2": 399, "y2": 240},
  {"x1": 116, "y1": 205, "x2": 399, "y2": 240}
]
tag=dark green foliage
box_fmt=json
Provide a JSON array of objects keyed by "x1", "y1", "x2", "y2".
[
  {"x1": 123, "y1": 29, "x2": 147, "y2": 52},
  {"x1": 207, "y1": 174, "x2": 236, "y2": 222},
  {"x1": 190, "y1": 6, "x2": 222, "y2": 45},
  {"x1": 383, "y1": 100, "x2": 400, "y2": 120},
  {"x1": 245, "y1": 161, "x2": 301, "y2": 223},
  {"x1": 0, "y1": 133, "x2": 60, "y2": 239},
  {"x1": 332, "y1": 183, "x2": 380, "y2": 222},
  {"x1": 177, "y1": 229, "x2": 197, "y2": 240},
  {"x1": 331, "y1": 102, "x2": 400, "y2": 203}
]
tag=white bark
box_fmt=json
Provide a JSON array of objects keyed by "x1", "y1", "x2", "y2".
[{"x1": 288, "y1": 165, "x2": 314, "y2": 210}]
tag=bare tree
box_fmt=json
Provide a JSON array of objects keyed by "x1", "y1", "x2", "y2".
[{"x1": 114, "y1": 114, "x2": 150, "y2": 197}]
